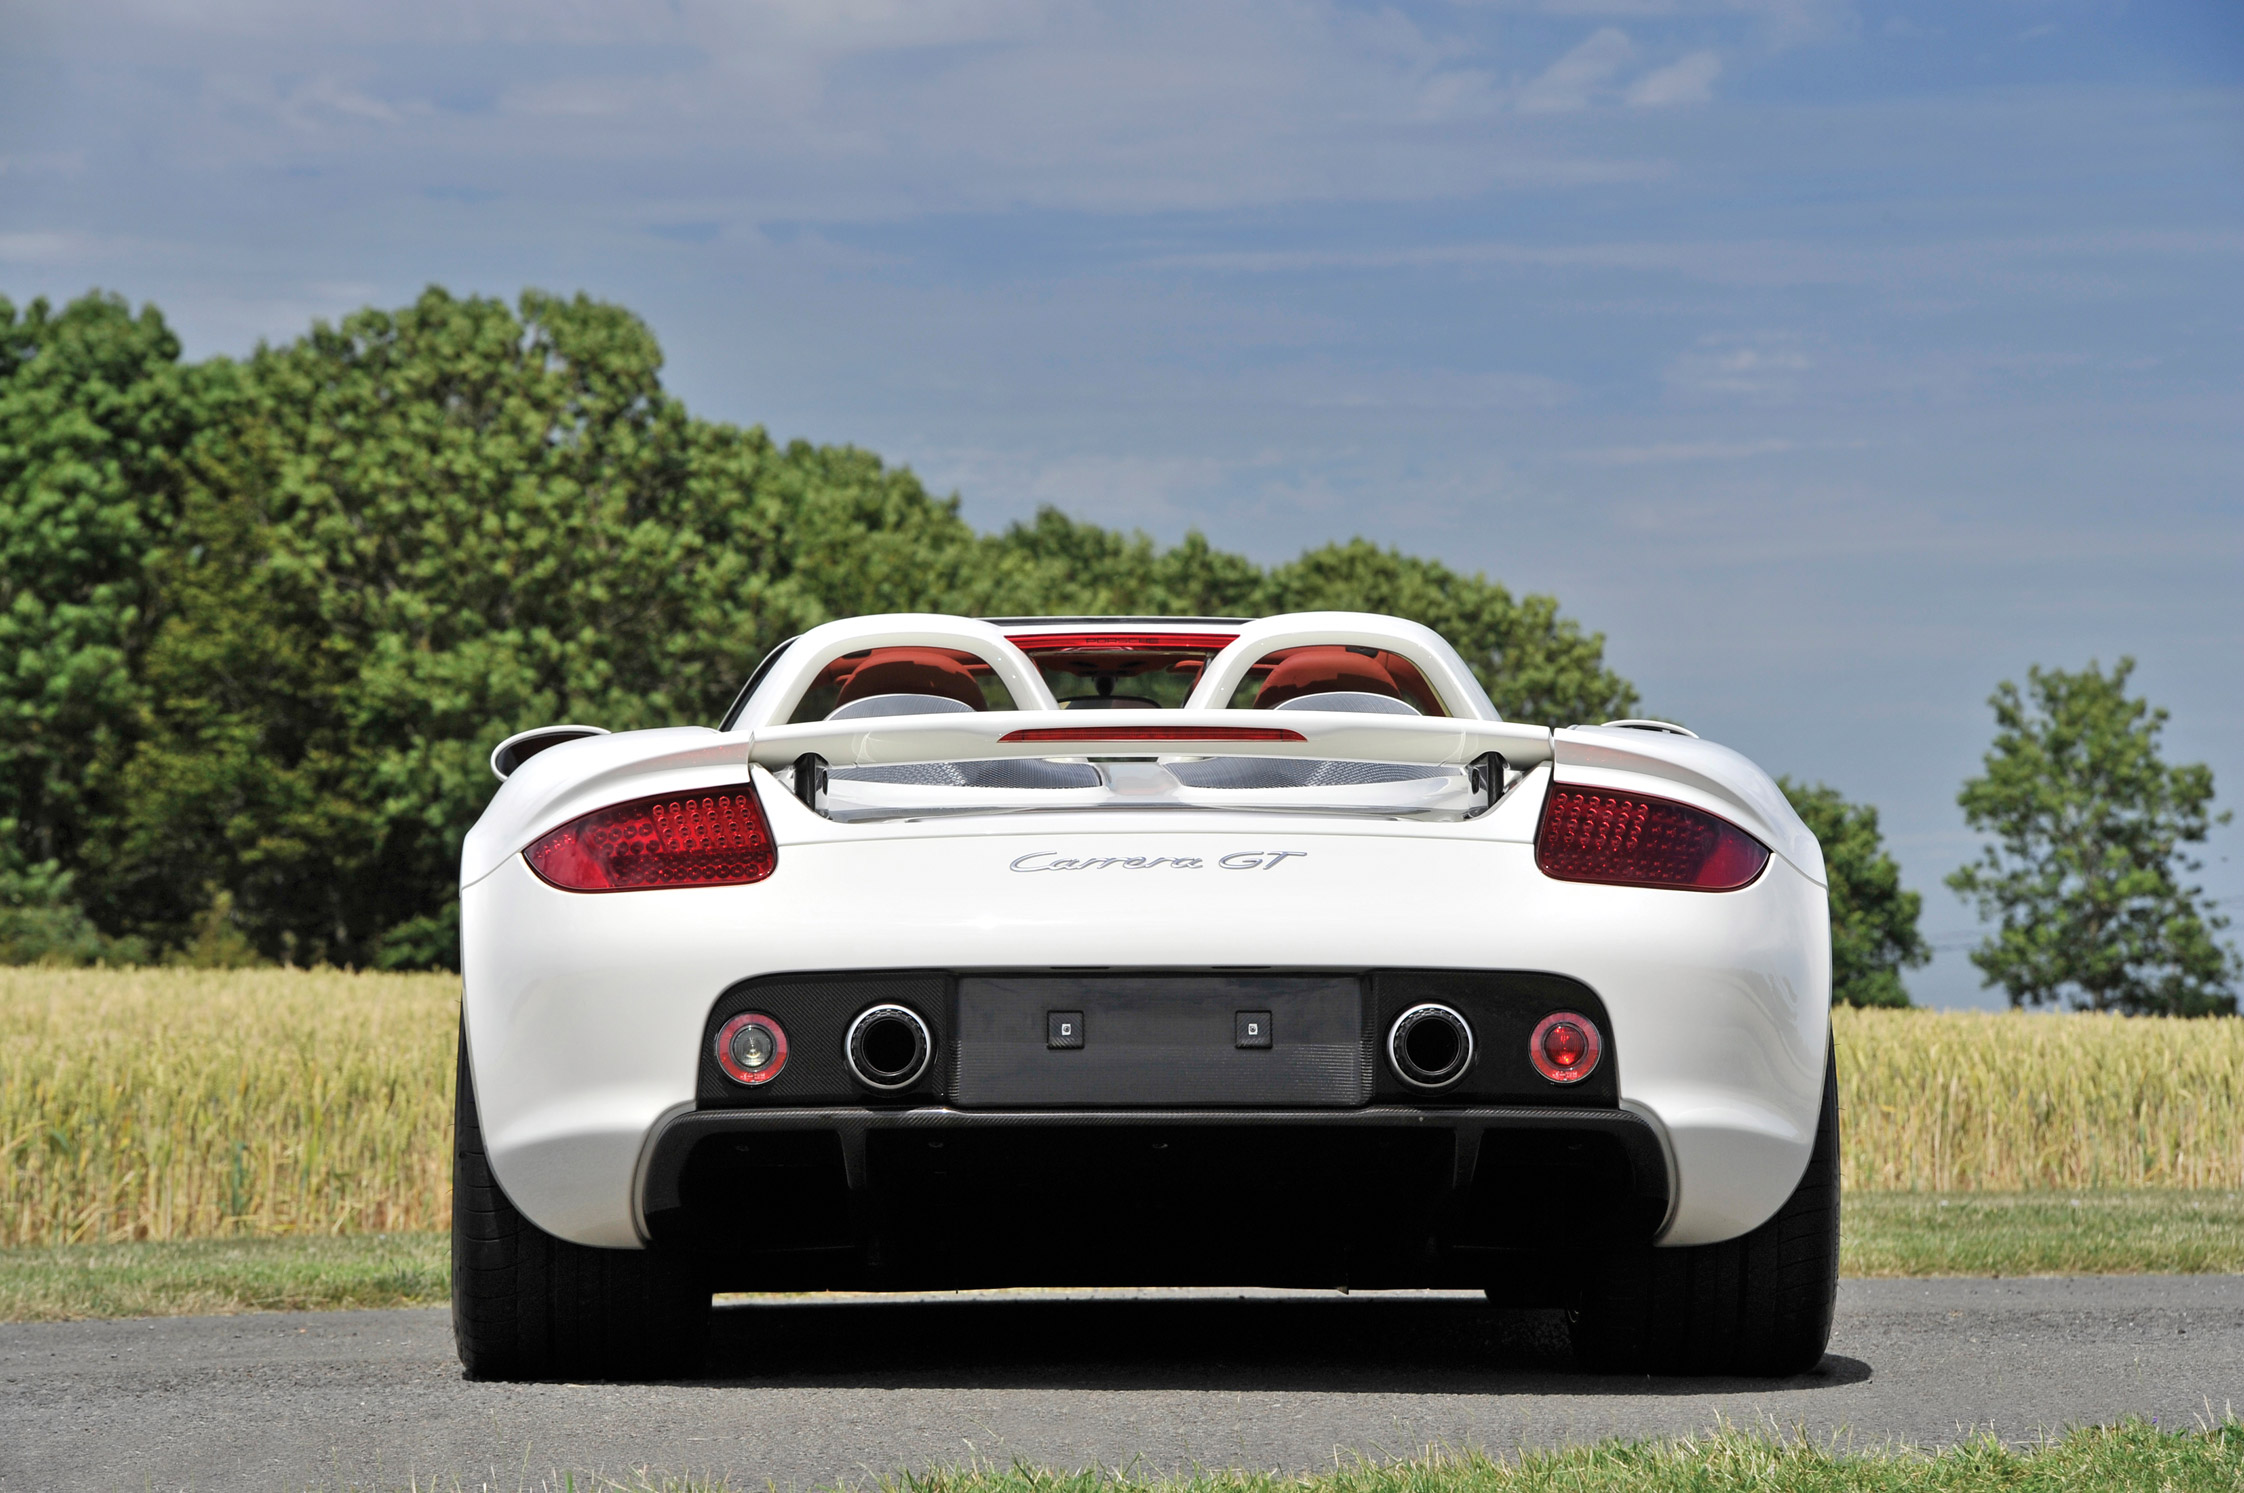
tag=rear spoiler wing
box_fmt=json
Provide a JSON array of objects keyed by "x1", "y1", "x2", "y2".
[{"x1": 744, "y1": 709, "x2": 1553, "y2": 772}]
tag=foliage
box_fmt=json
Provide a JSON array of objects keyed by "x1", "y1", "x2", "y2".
[
  {"x1": 98, "y1": 288, "x2": 889, "y2": 964},
  {"x1": 1947, "y1": 658, "x2": 2237, "y2": 1015},
  {"x1": 1, "y1": 286, "x2": 1640, "y2": 967},
  {"x1": 0, "y1": 294, "x2": 208, "y2": 895},
  {"x1": 1779, "y1": 779, "x2": 1927, "y2": 1007},
  {"x1": 0, "y1": 848, "x2": 140, "y2": 966}
]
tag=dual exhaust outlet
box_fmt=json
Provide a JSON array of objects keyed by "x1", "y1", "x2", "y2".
[{"x1": 846, "y1": 1001, "x2": 1496, "y2": 1094}]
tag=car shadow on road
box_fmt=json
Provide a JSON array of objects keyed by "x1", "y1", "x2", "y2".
[{"x1": 698, "y1": 1294, "x2": 1872, "y2": 1395}]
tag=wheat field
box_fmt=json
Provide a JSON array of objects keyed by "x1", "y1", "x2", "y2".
[
  {"x1": 1, "y1": 968, "x2": 455, "y2": 1246},
  {"x1": 3, "y1": 970, "x2": 2241, "y2": 1246},
  {"x1": 1833, "y1": 1005, "x2": 2244, "y2": 1191}
]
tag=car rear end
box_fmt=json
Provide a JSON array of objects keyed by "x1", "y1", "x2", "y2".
[{"x1": 454, "y1": 612, "x2": 1835, "y2": 1379}]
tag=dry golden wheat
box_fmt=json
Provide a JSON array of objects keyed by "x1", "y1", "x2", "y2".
[
  {"x1": 1, "y1": 967, "x2": 455, "y2": 1245},
  {"x1": 1835, "y1": 1006, "x2": 2244, "y2": 1191},
  {"x1": 6, "y1": 971, "x2": 2243, "y2": 1245}
]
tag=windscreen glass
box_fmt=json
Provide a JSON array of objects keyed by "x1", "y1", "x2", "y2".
[{"x1": 1014, "y1": 634, "x2": 1231, "y2": 710}]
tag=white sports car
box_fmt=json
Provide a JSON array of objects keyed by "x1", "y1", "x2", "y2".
[{"x1": 453, "y1": 612, "x2": 1837, "y2": 1380}]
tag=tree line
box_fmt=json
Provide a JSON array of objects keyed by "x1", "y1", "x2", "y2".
[
  {"x1": 1, "y1": 286, "x2": 2231, "y2": 1012},
  {"x1": 0, "y1": 286, "x2": 1638, "y2": 971}
]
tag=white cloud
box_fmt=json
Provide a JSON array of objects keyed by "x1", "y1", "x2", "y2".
[
  {"x1": 0, "y1": 230, "x2": 108, "y2": 263},
  {"x1": 1449, "y1": 0, "x2": 1853, "y2": 44},
  {"x1": 1627, "y1": 49, "x2": 1721, "y2": 106},
  {"x1": 1570, "y1": 437, "x2": 1796, "y2": 464},
  {"x1": 1515, "y1": 27, "x2": 1635, "y2": 112},
  {"x1": 12, "y1": 0, "x2": 1810, "y2": 217},
  {"x1": 1664, "y1": 333, "x2": 1814, "y2": 400}
]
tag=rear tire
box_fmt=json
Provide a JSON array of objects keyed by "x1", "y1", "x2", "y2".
[
  {"x1": 1568, "y1": 1042, "x2": 1839, "y2": 1376},
  {"x1": 452, "y1": 1026, "x2": 709, "y2": 1381}
]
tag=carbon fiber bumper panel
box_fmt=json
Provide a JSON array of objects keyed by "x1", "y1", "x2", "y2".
[{"x1": 640, "y1": 1104, "x2": 1669, "y2": 1293}]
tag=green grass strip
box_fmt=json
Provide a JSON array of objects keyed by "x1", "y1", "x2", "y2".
[
  {"x1": 1843, "y1": 1191, "x2": 2244, "y2": 1276},
  {"x1": 0, "y1": 1232, "x2": 448, "y2": 1322},
  {"x1": 325, "y1": 1423, "x2": 2244, "y2": 1493},
  {"x1": 877, "y1": 1422, "x2": 2244, "y2": 1493},
  {"x1": 6, "y1": 1192, "x2": 2243, "y2": 1324}
]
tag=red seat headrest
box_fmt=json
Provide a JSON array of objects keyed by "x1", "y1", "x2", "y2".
[
  {"x1": 1253, "y1": 648, "x2": 1402, "y2": 709},
  {"x1": 835, "y1": 648, "x2": 988, "y2": 710}
]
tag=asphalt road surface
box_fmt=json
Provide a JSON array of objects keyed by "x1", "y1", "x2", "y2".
[{"x1": 5, "y1": 1278, "x2": 2242, "y2": 1492}]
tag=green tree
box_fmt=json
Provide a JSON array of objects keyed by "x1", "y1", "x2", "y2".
[
  {"x1": 1947, "y1": 659, "x2": 2238, "y2": 1015},
  {"x1": 1779, "y1": 779, "x2": 1928, "y2": 1007},
  {"x1": 94, "y1": 288, "x2": 1006, "y2": 965},
  {"x1": 102, "y1": 293, "x2": 844, "y2": 960},
  {"x1": 0, "y1": 293, "x2": 211, "y2": 959}
]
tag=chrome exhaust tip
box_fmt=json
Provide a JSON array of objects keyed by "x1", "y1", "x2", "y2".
[
  {"x1": 845, "y1": 1004, "x2": 934, "y2": 1090},
  {"x1": 1387, "y1": 1003, "x2": 1473, "y2": 1089}
]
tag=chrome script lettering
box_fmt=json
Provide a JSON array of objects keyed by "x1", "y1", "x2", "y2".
[{"x1": 1009, "y1": 851, "x2": 1303, "y2": 873}]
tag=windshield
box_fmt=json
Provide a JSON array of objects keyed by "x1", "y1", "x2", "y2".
[{"x1": 1023, "y1": 642, "x2": 1225, "y2": 709}]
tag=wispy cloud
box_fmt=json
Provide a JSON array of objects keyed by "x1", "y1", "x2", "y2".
[
  {"x1": 0, "y1": 229, "x2": 111, "y2": 263},
  {"x1": 1627, "y1": 49, "x2": 1722, "y2": 105},
  {"x1": 1569, "y1": 437, "x2": 1797, "y2": 464},
  {"x1": 1141, "y1": 227, "x2": 2244, "y2": 288},
  {"x1": 1515, "y1": 27, "x2": 1635, "y2": 112},
  {"x1": 1664, "y1": 332, "x2": 1814, "y2": 400}
]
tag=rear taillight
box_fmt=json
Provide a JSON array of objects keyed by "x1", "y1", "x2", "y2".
[
  {"x1": 1535, "y1": 786, "x2": 1768, "y2": 891},
  {"x1": 1529, "y1": 1011, "x2": 1602, "y2": 1084},
  {"x1": 526, "y1": 785, "x2": 776, "y2": 891}
]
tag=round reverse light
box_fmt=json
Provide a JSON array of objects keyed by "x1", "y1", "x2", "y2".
[
  {"x1": 845, "y1": 1004, "x2": 933, "y2": 1091},
  {"x1": 714, "y1": 1013, "x2": 788, "y2": 1086},
  {"x1": 1387, "y1": 1004, "x2": 1474, "y2": 1089},
  {"x1": 1529, "y1": 1011, "x2": 1602, "y2": 1084}
]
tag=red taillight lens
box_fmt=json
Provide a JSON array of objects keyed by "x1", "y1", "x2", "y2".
[
  {"x1": 998, "y1": 725, "x2": 1305, "y2": 744},
  {"x1": 1530, "y1": 1011, "x2": 1602, "y2": 1084},
  {"x1": 1536, "y1": 786, "x2": 1768, "y2": 890},
  {"x1": 526, "y1": 785, "x2": 776, "y2": 891}
]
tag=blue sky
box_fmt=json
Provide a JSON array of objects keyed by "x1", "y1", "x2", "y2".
[{"x1": 4, "y1": 0, "x2": 2241, "y2": 1006}]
